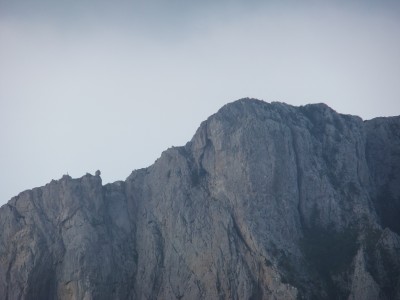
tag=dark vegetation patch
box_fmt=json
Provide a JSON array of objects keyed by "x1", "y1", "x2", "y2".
[
  {"x1": 363, "y1": 225, "x2": 382, "y2": 278},
  {"x1": 363, "y1": 224, "x2": 400, "y2": 299},
  {"x1": 190, "y1": 167, "x2": 207, "y2": 187},
  {"x1": 373, "y1": 184, "x2": 400, "y2": 235},
  {"x1": 379, "y1": 246, "x2": 400, "y2": 299},
  {"x1": 300, "y1": 225, "x2": 359, "y2": 299}
]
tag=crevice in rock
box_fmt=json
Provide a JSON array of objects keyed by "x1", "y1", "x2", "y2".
[{"x1": 289, "y1": 127, "x2": 305, "y2": 230}]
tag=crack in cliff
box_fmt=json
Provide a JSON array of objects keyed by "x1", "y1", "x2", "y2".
[
  {"x1": 5, "y1": 248, "x2": 16, "y2": 300},
  {"x1": 58, "y1": 206, "x2": 83, "y2": 229},
  {"x1": 149, "y1": 221, "x2": 165, "y2": 299},
  {"x1": 231, "y1": 216, "x2": 253, "y2": 255},
  {"x1": 289, "y1": 127, "x2": 305, "y2": 230}
]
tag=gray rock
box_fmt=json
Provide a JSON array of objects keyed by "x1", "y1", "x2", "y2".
[{"x1": 0, "y1": 98, "x2": 399, "y2": 299}]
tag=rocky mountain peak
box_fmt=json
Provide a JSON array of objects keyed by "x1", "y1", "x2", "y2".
[{"x1": 1, "y1": 99, "x2": 399, "y2": 299}]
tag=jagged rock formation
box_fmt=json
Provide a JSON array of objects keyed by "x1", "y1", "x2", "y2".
[{"x1": 0, "y1": 99, "x2": 399, "y2": 299}]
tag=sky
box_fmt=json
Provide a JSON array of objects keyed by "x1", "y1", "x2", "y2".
[{"x1": 1, "y1": 0, "x2": 400, "y2": 205}]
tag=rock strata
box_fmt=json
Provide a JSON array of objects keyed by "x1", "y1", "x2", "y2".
[{"x1": 0, "y1": 99, "x2": 399, "y2": 299}]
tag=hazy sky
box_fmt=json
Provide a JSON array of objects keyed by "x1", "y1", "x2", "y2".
[{"x1": 1, "y1": 0, "x2": 400, "y2": 205}]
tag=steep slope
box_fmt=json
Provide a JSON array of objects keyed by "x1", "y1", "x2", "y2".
[{"x1": 0, "y1": 99, "x2": 399, "y2": 299}]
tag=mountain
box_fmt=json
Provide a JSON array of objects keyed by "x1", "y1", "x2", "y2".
[{"x1": 1, "y1": 99, "x2": 399, "y2": 299}]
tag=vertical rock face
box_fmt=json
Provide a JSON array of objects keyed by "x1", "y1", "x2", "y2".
[{"x1": 0, "y1": 98, "x2": 399, "y2": 299}]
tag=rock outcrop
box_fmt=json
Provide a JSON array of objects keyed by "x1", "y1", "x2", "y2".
[{"x1": 1, "y1": 99, "x2": 399, "y2": 299}]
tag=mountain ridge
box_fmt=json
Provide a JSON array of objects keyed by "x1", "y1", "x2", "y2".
[{"x1": 1, "y1": 98, "x2": 399, "y2": 299}]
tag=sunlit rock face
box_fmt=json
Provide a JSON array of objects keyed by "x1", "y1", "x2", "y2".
[{"x1": 1, "y1": 99, "x2": 399, "y2": 300}]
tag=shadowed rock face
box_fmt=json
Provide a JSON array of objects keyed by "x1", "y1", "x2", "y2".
[{"x1": 1, "y1": 99, "x2": 399, "y2": 299}]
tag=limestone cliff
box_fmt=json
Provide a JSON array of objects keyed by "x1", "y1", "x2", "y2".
[{"x1": 1, "y1": 99, "x2": 399, "y2": 299}]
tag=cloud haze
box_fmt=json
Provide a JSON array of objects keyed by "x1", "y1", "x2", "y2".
[{"x1": 1, "y1": 0, "x2": 400, "y2": 204}]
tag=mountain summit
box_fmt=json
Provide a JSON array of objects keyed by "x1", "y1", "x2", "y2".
[{"x1": 1, "y1": 99, "x2": 399, "y2": 299}]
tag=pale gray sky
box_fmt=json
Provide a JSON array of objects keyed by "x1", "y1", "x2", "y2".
[{"x1": 1, "y1": 0, "x2": 400, "y2": 205}]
